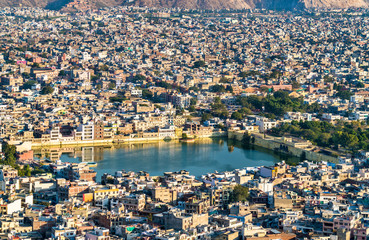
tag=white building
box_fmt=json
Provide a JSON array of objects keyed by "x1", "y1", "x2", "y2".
[
  {"x1": 50, "y1": 127, "x2": 61, "y2": 142},
  {"x1": 77, "y1": 122, "x2": 94, "y2": 140},
  {"x1": 284, "y1": 112, "x2": 312, "y2": 121},
  {"x1": 86, "y1": 227, "x2": 110, "y2": 240},
  {"x1": 0, "y1": 198, "x2": 22, "y2": 215},
  {"x1": 130, "y1": 89, "x2": 142, "y2": 97},
  {"x1": 257, "y1": 178, "x2": 273, "y2": 194},
  {"x1": 350, "y1": 95, "x2": 364, "y2": 103},
  {"x1": 158, "y1": 125, "x2": 176, "y2": 138},
  {"x1": 321, "y1": 113, "x2": 342, "y2": 122},
  {"x1": 349, "y1": 111, "x2": 369, "y2": 121},
  {"x1": 255, "y1": 117, "x2": 278, "y2": 132},
  {"x1": 173, "y1": 94, "x2": 191, "y2": 108}
]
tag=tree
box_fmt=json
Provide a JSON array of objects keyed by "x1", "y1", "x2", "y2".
[
  {"x1": 201, "y1": 113, "x2": 212, "y2": 122},
  {"x1": 356, "y1": 82, "x2": 365, "y2": 88},
  {"x1": 324, "y1": 75, "x2": 334, "y2": 83},
  {"x1": 188, "y1": 105, "x2": 196, "y2": 112},
  {"x1": 22, "y1": 72, "x2": 30, "y2": 79},
  {"x1": 229, "y1": 185, "x2": 249, "y2": 203},
  {"x1": 2, "y1": 143, "x2": 16, "y2": 167},
  {"x1": 91, "y1": 75, "x2": 100, "y2": 81},
  {"x1": 226, "y1": 85, "x2": 233, "y2": 93},
  {"x1": 336, "y1": 90, "x2": 353, "y2": 100},
  {"x1": 132, "y1": 74, "x2": 146, "y2": 83},
  {"x1": 211, "y1": 97, "x2": 228, "y2": 119},
  {"x1": 291, "y1": 80, "x2": 301, "y2": 89},
  {"x1": 32, "y1": 63, "x2": 40, "y2": 68},
  {"x1": 239, "y1": 72, "x2": 248, "y2": 78},
  {"x1": 40, "y1": 85, "x2": 54, "y2": 95},
  {"x1": 109, "y1": 96, "x2": 127, "y2": 103},
  {"x1": 23, "y1": 80, "x2": 37, "y2": 90},
  {"x1": 190, "y1": 98, "x2": 197, "y2": 106},
  {"x1": 210, "y1": 85, "x2": 226, "y2": 93},
  {"x1": 239, "y1": 107, "x2": 252, "y2": 115},
  {"x1": 193, "y1": 60, "x2": 205, "y2": 68},
  {"x1": 99, "y1": 64, "x2": 109, "y2": 71},
  {"x1": 231, "y1": 111, "x2": 243, "y2": 120},
  {"x1": 142, "y1": 89, "x2": 153, "y2": 100},
  {"x1": 108, "y1": 82, "x2": 116, "y2": 90},
  {"x1": 58, "y1": 70, "x2": 66, "y2": 76},
  {"x1": 18, "y1": 165, "x2": 31, "y2": 177},
  {"x1": 260, "y1": 86, "x2": 270, "y2": 93},
  {"x1": 189, "y1": 86, "x2": 199, "y2": 92}
]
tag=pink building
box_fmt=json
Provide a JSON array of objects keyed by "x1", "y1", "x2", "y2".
[
  {"x1": 85, "y1": 227, "x2": 110, "y2": 240},
  {"x1": 333, "y1": 216, "x2": 357, "y2": 231},
  {"x1": 352, "y1": 227, "x2": 369, "y2": 240}
]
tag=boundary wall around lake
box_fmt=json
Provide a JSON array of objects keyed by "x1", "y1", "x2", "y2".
[
  {"x1": 29, "y1": 131, "x2": 227, "y2": 149},
  {"x1": 228, "y1": 131, "x2": 339, "y2": 163}
]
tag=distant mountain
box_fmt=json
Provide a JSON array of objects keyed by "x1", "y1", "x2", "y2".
[
  {"x1": 0, "y1": 0, "x2": 46, "y2": 8},
  {"x1": 0, "y1": 0, "x2": 367, "y2": 11},
  {"x1": 125, "y1": 0, "x2": 368, "y2": 10}
]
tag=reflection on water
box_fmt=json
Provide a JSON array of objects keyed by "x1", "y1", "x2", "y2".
[{"x1": 33, "y1": 138, "x2": 299, "y2": 179}]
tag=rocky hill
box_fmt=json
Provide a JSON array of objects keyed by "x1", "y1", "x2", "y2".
[
  {"x1": 124, "y1": 0, "x2": 368, "y2": 10},
  {"x1": 0, "y1": 0, "x2": 367, "y2": 10}
]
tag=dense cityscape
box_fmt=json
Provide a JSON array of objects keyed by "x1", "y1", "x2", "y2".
[{"x1": 1, "y1": 6, "x2": 369, "y2": 240}]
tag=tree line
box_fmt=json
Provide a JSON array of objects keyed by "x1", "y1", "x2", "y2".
[
  {"x1": 270, "y1": 120, "x2": 369, "y2": 152},
  {"x1": 236, "y1": 90, "x2": 322, "y2": 118}
]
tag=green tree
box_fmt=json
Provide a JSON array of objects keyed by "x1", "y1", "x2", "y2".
[
  {"x1": 239, "y1": 107, "x2": 252, "y2": 115},
  {"x1": 231, "y1": 111, "x2": 243, "y2": 120},
  {"x1": 210, "y1": 85, "x2": 226, "y2": 93},
  {"x1": 188, "y1": 105, "x2": 196, "y2": 112},
  {"x1": 336, "y1": 90, "x2": 353, "y2": 100},
  {"x1": 109, "y1": 95, "x2": 127, "y2": 103},
  {"x1": 99, "y1": 64, "x2": 109, "y2": 71},
  {"x1": 239, "y1": 72, "x2": 248, "y2": 78},
  {"x1": 190, "y1": 98, "x2": 197, "y2": 106},
  {"x1": 211, "y1": 97, "x2": 228, "y2": 119},
  {"x1": 142, "y1": 89, "x2": 153, "y2": 100},
  {"x1": 22, "y1": 72, "x2": 30, "y2": 79},
  {"x1": 18, "y1": 165, "x2": 31, "y2": 177},
  {"x1": 291, "y1": 80, "x2": 301, "y2": 89},
  {"x1": 32, "y1": 63, "x2": 40, "y2": 68},
  {"x1": 2, "y1": 143, "x2": 16, "y2": 167},
  {"x1": 193, "y1": 60, "x2": 205, "y2": 68},
  {"x1": 108, "y1": 82, "x2": 116, "y2": 90},
  {"x1": 201, "y1": 113, "x2": 212, "y2": 122},
  {"x1": 132, "y1": 74, "x2": 146, "y2": 83},
  {"x1": 356, "y1": 82, "x2": 365, "y2": 88},
  {"x1": 229, "y1": 185, "x2": 249, "y2": 203},
  {"x1": 23, "y1": 80, "x2": 37, "y2": 90},
  {"x1": 189, "y1": 86, "x2": 199, "y2": 92},
  {"x1": 58, "y1": 70, "x2": 66, "y2": 76},
  {"x1": 40, "y1": 85, "x2": 54, "y2": 95}
]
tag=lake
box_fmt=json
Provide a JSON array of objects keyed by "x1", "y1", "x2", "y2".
[{"x1": 33, "y1": 138, "x2": 299, "y2": 180}]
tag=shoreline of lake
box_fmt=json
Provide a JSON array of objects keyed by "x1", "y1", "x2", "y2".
[{"x1": 33, "y1": 138, "x2": 300, "y2": 180}]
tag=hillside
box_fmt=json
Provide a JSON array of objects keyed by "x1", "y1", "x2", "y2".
[
  {"x1": 128, "y1": 0, "x2": 368, "y2": 10},
  {"x1": 0, "y1": 0, "x2": 367, "y2": 11}
]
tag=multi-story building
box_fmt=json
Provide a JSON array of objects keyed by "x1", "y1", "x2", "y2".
[
  {"x1": 255, "y1": 117, "x2": 278, "y2": 132},
  {"x1": 122, "y1": 195, "x2": 146, "y2": 211},
  {"x1": 78, "y1": 123, "x2": 94, "y2": 141},
  {"x1": 86, "y1": 227, "x2": 110, "y2": 240},
  {"x1": 152, "y1": 188, "x2": 177, "y2": 203}
]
